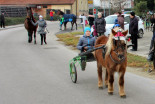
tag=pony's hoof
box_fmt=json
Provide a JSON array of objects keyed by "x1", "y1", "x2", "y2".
[
  {"x1": 120, "y1": 95, "x2": 126, "y2": 98},
  {"x1": 98, "y1": 87, "x2": 103, "y2": 90},
  {"x1": 108, "y1": 92, "x2": 113, "y2": 95},
  {"x1": 34, "y1": 42, "x2": 37, "y2": 44},
  {"x1": 28, "y1": 40, "x2": 31, "y2": 43},
  {"x1": 105, "y1": 85, "x2": 108, "y2": 88}
]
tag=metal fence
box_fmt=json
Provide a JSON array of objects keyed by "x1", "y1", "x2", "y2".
[{"x1": 0, "y1": 6, "x2": 27, "y2": 17}]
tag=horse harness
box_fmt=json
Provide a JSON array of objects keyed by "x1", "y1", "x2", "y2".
[{"x1": 104, "y1": 30, "x2": 127, "y2": 64}]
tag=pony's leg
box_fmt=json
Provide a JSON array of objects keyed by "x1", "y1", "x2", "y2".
[
  {"x1": 108, "y1": 70, "x2": 114, "y2": 95},
  {"x1": 30, "y1": 32, "x2": 33, "y2": 43},
  {"x1": 28, "y1": 32, "x2": 31, "y2": 43},
  {"x1": 75, "y1": 22, "x2": 77, "y2": 30},
  {"x1": 28, "y1": 32, "x2": 32, "y2": 43},
  {"x1": 64, "y1": 22, "x2": 67, "y2": 30},
  {"x1": 104, "y1": 69, "x2": 108, "y2": 88},
  {"x1": 71, "y1": 22, "x2": 73, "y2": 30},
  {"x1": 34, "y1": 31, "x2": 36, "y2": 44},
  {"x1": 119, "y1": 70, "x2": 126, "y2": 98},
  {"x1": 97, "y1": 63, "x2": 103, "y2": 89}
]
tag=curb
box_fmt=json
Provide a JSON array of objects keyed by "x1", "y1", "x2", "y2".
[{"x1": 0, "y1": 24, "x2": 24, "y2": 31}]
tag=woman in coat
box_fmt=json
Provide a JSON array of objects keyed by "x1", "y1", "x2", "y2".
[
  {"x1": 88, "y1": 13, "x2": 94, "y2": 28},
  {"x1": 95, "y1": 12, "x2": 106, "y2": 37},
  {"x1": 31, "y1": 15, "x2": 47, "y2": 45},
  {"x1": 117, "y1": 12, "x2": 124, "y2": 29}
]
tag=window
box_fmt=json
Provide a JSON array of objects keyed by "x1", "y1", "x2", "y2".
[
  {"x1": 43, "y1": 5, "x2": 47, "y2": 8},
  {"x1": 65, "y1": 9, "x2": 70, "y2": 14},
  {"x1": 124, "y1": 16, "x2": 130, "y2": 23},
  {"x1": 105, "y1": 15, "x2": 117, "y2": 24}
]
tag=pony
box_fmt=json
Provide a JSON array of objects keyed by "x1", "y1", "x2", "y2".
[
  {"x1": 95, "y1": 27, "x2": 128, "y2": 98},
  {"x1": 57, "y1": 10, "x2": 77, "y2": 30},
  {"x1": 24, "y1": 7, "x2": 38, "y2": 44}
]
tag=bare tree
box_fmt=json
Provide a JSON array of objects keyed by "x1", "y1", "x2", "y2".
[{"x1": 110, "y1": 0, "x2": 127, "y2": 12}]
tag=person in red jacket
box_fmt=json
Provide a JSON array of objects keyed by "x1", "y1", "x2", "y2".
[{"x1": 50, "y1": 10, "x2": 54, "y2": 21}]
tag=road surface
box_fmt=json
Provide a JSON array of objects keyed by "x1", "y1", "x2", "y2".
[{"x1": 0, "y1": 21, "x2": 154, "y2": 104}]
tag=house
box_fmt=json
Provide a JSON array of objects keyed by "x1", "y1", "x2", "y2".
[{"x1": 0, "y1": 0, "x2": 88, "y2": 17}]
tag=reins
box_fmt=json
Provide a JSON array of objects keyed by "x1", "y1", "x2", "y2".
[
  {"x1": 109, "y1": 51, "x2": 126, "y2": 64},
  {"x1": 109, "y1": 30, "x2": 127, "y2": 64}
]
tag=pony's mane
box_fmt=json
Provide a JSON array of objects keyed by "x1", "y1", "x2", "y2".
[
  {"x1": 26, "y1": 7, "x2": 34, "y2": 19},
  {"x1": 106, "y1": 27, "x2": 124, "y2": 55}
]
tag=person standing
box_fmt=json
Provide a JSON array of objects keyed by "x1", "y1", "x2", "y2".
[
  {"x1": 129, "y1": 12, "x2": 138, "y2": 51},
  {"x1": 117, "y1": 12, "x2": 124, "y2": 29},
  {"x1": 0, "y1": 13, "x2": 5, "y2": 28},
  {"x1": 95, "y1": 12, "x2": 106, "y2": 37},
  {"x1": 31, "y1": 15, "x2": 47, "y2": 45},
  {"x1": 50, "y1": 10, "x2": 54, "y2": 21},
  {"x1": 79, "y1": 14, "x2": 87, "y2": 32},
  {"x1": 88, "y1": 13, "x2": 94, "y2": 28}
]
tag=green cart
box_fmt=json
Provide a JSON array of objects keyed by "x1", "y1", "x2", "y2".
[{"x1": 69, "y1": 45, "x2": 105, "y2": 83}]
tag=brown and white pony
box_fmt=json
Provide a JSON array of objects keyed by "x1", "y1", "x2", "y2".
[
  {"x1": 24, "y1": 7, "x2": 38, "y2": 44},
  {"x1": 95, "y1": 27, "x2": 128, "y2": 98}
]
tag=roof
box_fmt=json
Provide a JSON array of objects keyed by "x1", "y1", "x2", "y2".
[{"x1": 0, "y1": 0, "x2": 75, "y2": 5}]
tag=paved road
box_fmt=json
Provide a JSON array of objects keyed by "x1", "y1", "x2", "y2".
[
  {"x1": 0, "y1": 21, "x2": 155, "y2": 104},
  {"x1": 128, "y1": 30, "x2": 153, "y2": 57}
]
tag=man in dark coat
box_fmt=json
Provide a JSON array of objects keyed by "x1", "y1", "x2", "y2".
[
  {"x1": 117, "y1": 12, "x2": 124, "y2": 29},
  {"x1": 95, "y1": 12, "x2": 106, "y2": 36},
  {"x1": 129, "y1": 12, "x2": 138, "y2": 51},
  {"x1": 88, "y1": 13, "x2": 94, "y2": 28},
  {"x1": 0, "y1": 13, "x2": 5, "y2": 28}
]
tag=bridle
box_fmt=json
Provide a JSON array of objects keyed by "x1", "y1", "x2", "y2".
[{"x1": 110, "y1": 30, "x2": 127, "y2": 64}]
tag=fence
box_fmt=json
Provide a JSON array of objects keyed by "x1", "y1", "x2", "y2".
[{"x1": 0, "y1": 6, "x2": 27, "y2": 17}]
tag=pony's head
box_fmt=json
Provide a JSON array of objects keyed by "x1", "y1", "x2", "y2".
[
  {"x1": 106, "y1": 27, "x2": 128, "y2": 60},
  {"x1": 57, "y1": 10, "x2": 64, "y2": 15},
  {"x1": 26, "y1": 7, "x2": 33, "y2": 17}
]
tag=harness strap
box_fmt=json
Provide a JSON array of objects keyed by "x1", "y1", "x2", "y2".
[{"x1": 109, "y1": 52, "x2": 125, "y2": 64}]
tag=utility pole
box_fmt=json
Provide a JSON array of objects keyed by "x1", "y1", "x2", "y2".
[
  {"x1": 109, "y1": 0, "x2": 110, "y2": 15},
  {"x1": 104, "y1": 0, "x2": 105, "y2": 17}
]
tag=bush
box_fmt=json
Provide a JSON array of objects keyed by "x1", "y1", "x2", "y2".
[
  {"x1": 4, "y1": 14, "x2": 60, "y2": 26},
  {"x1": 5, "y1": 17, "x2": 26, "y2": 26},
  {"x1": 46, "y1": 14, "x2": 60, "y2": 21}
]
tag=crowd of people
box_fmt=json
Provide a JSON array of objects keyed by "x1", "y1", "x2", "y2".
[
  {"x1": 78, "y1": 11, "x2": 138, "y2": 51},
  {"x1": 77, "y1": 11, "x2": 140, "y2": 70}
]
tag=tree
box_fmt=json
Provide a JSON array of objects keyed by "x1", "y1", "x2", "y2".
[
  {"x1": 110, "y1": 0, "x2": 126, "y2": 12},
  {"x1": 147, "y1": 0, "x2": 154, "y2": 11},
  {"x1": 134, "y1": 1, "x2": 147, "y2": 17},
  {"x1": 134, "y1": 0, "x2": 155, "y2": 11}
]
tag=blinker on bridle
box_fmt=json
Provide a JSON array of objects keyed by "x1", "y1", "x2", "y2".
[{"x1": 110, "y1": 30, "x2": 126, "y2": 64}]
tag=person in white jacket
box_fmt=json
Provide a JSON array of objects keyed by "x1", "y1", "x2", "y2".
[{"x1": 79, "y1": 14, "x2": 87, "y2": 31}]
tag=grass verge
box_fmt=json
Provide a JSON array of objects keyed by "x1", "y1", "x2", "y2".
[{"x1": 56, "y1": 32, "x2": 153, "y2": 69}]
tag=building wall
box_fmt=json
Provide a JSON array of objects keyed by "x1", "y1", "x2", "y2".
[
  {"x1": 33, "y1": 5, "x2": 72, "y2": 17},
  {"x1": 78, "y1": 0, "x2": 88, "y2": 15},
  {"x1": 51, "y1": 5, "x2": 71, "y2": 12},
  {"x1": 72, "y1": 0, "x2": 89, "y2": 16},
  {"x1": 31, "y1": 0, "x2": 89, "y2": 18},
  {"x1": 72, "y1": 1, "x2": 77, "y2": 15}
]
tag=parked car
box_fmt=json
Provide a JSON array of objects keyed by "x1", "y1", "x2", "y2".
[{"x1": 104, "y1": 14, "x2": 144, "y2": 38}]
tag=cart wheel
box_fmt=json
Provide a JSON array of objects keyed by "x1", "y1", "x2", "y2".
[{"x1": 70, "y1": 62, "x2": 77, "y2": 83}]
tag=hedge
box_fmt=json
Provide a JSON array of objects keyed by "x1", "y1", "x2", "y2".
[
  {"x1": 5, "y1": 17, "x2": 26, "y2": 26},
  {"x1": 4, "y1": 14, "x2": 60, "y2": 26}
]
